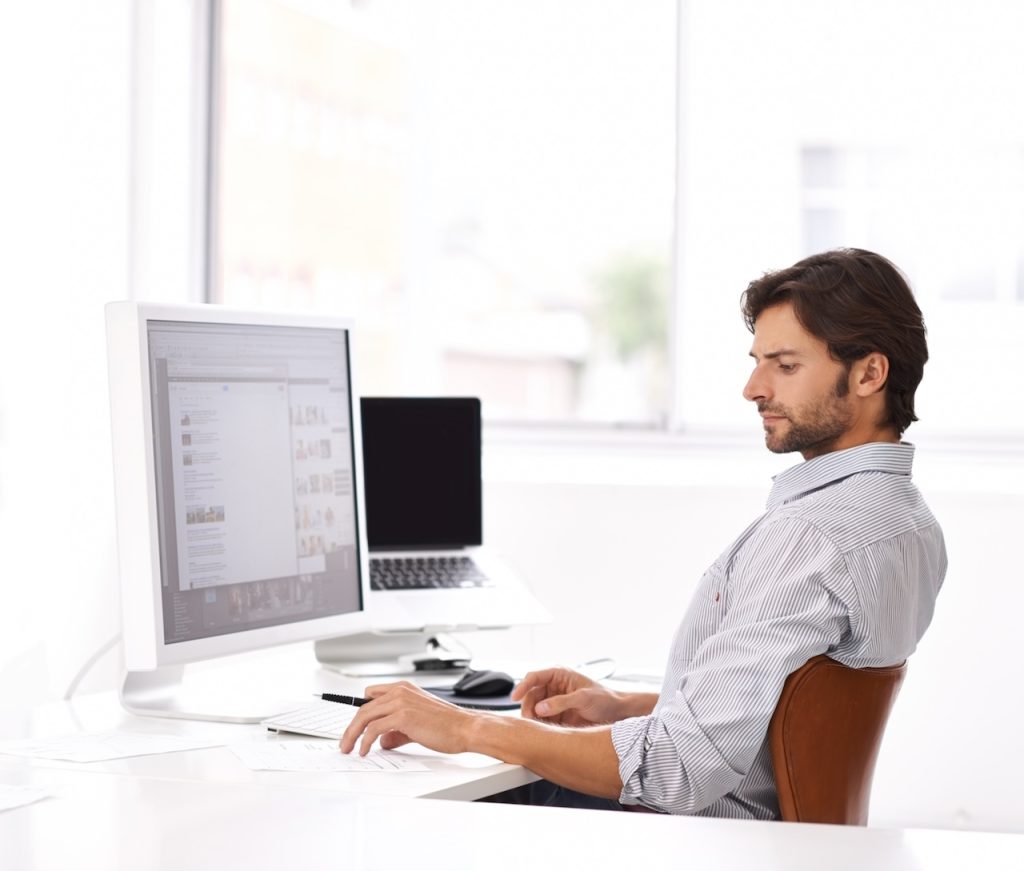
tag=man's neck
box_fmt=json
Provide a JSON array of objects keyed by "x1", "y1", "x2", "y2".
[{"x1": 800, "y1": 429, "x2": 900, "y2": 462}]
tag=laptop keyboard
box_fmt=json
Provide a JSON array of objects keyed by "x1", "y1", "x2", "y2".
[{"x1": 370, "y1": 556, "x2": 492, "y2": 591}]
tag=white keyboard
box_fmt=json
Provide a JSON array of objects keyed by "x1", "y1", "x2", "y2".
[{"x1": 262, "y1": 700, "x2": 359, "y2": 739}]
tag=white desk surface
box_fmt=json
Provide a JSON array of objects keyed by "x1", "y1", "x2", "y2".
[
  {"x1": 2, "y1": 765, "x2": 1023, "y2": 871},
  {"x1": 4, "y1": 650, "x2": 1022, "y2": 869},
  {"x1": 0, "y1": 646, "x2": 651, "y2": 803},
  {"x1": 0, "y1": 643, "x2": 550, "y2": 801},
  {"x1": 0, "y1": 687, "x2": 536, "y2": 802}
]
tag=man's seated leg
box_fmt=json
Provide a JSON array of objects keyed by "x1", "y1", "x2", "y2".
[{"x1": 478, "y1": 780, "x2": 624, "y2": 811}]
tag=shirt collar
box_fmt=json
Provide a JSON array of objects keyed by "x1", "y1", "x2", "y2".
[{"x1": 766, "y1": 442, "x2": 915, "y2": 510}]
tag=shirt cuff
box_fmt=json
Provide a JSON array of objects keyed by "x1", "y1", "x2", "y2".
[
  {"x1": 610, "y1": 697, "x2": 742, "y2": 814},
  {"x1": 610, "y1": 715, "x2": 653, "y2": 806}
]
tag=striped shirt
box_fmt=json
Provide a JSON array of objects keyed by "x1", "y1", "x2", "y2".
[{"x1": 610, "y1": 442, "x2": 946, "y2": 819}]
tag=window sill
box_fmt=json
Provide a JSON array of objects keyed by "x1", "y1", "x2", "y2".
[{"x1": 482, "y1": 422, "x2": 1024, "y2": 494}]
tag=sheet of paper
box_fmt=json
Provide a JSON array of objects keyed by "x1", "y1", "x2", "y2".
[
  {"x1": 0, "y1": 732, "x2": 225, "y2": 763},
  {"x1": 228, "y1": 740, "x2": 430, "y2": 773},
  {"x1": 0, "y1": 785, "x2": 50, "y2": 813}
]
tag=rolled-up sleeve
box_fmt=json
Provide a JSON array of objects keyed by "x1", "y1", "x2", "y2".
[{"x1": 612, "y1": 518, "x2": 853, "y2": 815}]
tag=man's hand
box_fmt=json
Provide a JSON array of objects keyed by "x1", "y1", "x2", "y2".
[
  {"x1": 511, "y1": 667, "x2": 630, "y2": 727},
  {"x1": 339, "y1": 681, "x2": 479, "y2": 757},
  {"x1": 339, "y1": 676, "x2": 627, "y2": 800}
]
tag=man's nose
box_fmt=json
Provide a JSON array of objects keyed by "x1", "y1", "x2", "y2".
[{"x1": 743, "y1": 368, "x2": 768, "y2": 404}]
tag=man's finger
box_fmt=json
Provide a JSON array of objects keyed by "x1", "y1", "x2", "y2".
[
  {"x1": 510, "y1": 669, "x2": 554, "y2": 701},
  {"x1": 339, "y1": 706, "x2": 372, "y2": 753},
  {"x1": 339, "y1": 692, "x2": 399, "y2": 752},
  {"x1": 379, "y1": 730, "x2": 411, "y2": 750},
  {"x1": 359, "y1": 712, "x2": 403, "y2": 756},
  {"x1": 518, "y1": 686, "x2": 545, "y2": 720},
  {"x1": 535, "y1": 690, "x2": 581, "y2": 718}
]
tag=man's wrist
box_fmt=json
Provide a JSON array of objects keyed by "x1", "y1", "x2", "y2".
[{"x1": 462, "y1": 710, "x2": 512, "y2": 760}]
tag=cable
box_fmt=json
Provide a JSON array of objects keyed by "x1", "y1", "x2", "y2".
[
  {"x1": 576, "y1": 657, "x2": 617, "y2": 681},
  {"x1": 63, "y1": 633, "x2": 122, "y2": 700}
]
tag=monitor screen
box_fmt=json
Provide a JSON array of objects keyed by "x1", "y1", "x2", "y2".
[
  {"x1": 146, "y1": 319, "x2": 363, "y2": 644},
  {"x1": 107, "y1": 302, "x2": 371, "y2": 701},
  {"x1": 360, "y1": 397, "x2": 482, "y2": 550}
]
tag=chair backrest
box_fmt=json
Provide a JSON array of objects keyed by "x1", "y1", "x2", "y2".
[{"x1": 768, "y1": 654, "x2": 906, "y2": 825}]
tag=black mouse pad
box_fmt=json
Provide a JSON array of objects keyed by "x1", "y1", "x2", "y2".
[{"x1": 423, "y1": 687, "x2": 520, "y2": 711}]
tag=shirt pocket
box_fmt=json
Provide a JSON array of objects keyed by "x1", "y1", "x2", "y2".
[{"x1": 669, "y1": 560, "x2": 729, "y2": 667}]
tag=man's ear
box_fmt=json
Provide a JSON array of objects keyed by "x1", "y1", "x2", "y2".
[{"x1": 852, "y1": 352, "x2": 889, "y2": 397}]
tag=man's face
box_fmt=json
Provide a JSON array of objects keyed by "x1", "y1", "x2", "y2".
[{"x1": 743, "y1": 302, "x2": 855, "y2": 460}]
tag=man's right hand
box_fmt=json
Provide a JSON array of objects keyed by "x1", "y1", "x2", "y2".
[{"x1": 511, "y1": 667, "x2": 632, "y2": 727}]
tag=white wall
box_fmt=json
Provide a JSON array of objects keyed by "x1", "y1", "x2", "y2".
[
  {"x1": 0, "y1": 2, "x2": 131, "y2": 708},
  {"x1": 481, "y1": 444, "x2": 1024, "y2": 834},
  {"x1": 0, "y1": 0, "x2": 202, "y2": 709}
]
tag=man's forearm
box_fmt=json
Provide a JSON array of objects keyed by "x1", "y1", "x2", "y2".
[{"x1": 466, "y1": 714, "x2": 624, "y2": 799}]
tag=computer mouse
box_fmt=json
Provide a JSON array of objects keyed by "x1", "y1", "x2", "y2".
[{"x1": 450, "y1": 669, "x2": 516, "y2": 698}]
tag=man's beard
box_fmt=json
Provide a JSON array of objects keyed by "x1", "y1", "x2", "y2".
[{"x1": 758, "y1": 371, "x2": 852, "y2": 458}]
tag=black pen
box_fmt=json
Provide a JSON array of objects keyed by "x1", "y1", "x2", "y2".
[{"x1": 314, "y1": 692, "x2": 368, "y2": 707}]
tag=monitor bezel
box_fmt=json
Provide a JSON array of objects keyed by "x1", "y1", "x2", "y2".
[{"x1": 106, "y1": 301, "x2": 372, "y2": 670}]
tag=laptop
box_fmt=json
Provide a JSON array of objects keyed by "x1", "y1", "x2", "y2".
[{"x1": 359, "y1": 397, "x2": 550, "y2": 632}]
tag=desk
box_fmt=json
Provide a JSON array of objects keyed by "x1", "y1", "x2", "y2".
[
  {"x1": 0, "y1": 688, "x2": 536, "y2": 802},
  {"x1": 0, "y1": 642, "x2": 544, "y2": 802},
  {"x1": 3, "y1": 651, "x2": 1023, "y2": 870},
  {"x1": 2, "y1": 765, "x2": 1024, "y2": 871}
]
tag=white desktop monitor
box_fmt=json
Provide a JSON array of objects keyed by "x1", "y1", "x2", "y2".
[{"x1": 105, "y1": 302, "x2": 371, "y2": 722}]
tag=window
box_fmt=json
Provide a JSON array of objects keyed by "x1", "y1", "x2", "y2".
[
  {"x1": 212, "y1": 0, "x2": 1024, "y2": 437},
  {"x1": 672, "y1": 0, "x2": 1024, "y2": 435},
  {"x1": 213, "y1": 0, "x2": 677, "y2": 424}
]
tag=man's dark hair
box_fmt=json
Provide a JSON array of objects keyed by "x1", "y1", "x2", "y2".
[{"x1": 740, "y1": 248, "x2": 928, "y2": 436}]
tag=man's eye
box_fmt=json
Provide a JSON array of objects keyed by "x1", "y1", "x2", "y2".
[{"x1": 779, "y1": 363, "x2": 796, "y2": 372}]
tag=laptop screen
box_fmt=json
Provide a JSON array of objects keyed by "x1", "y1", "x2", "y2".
[{"x1": 360, "y1": 397, "x2": 482, "y2": 550}]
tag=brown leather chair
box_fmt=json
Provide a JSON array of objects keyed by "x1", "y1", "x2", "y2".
[{"x1": 768, "y1": 654, "x2": 906, "y2": 825}]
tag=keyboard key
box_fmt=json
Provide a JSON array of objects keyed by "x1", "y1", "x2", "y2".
[
  {"x1": 262, "y1": 701, "x2": 359, "y2": 739},
  {"x1": 369, "y1": 556, "x2": 492, "y2": 591}
]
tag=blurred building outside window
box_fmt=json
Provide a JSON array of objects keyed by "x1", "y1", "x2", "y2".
[{"x1": 214, "y1": 0, "x2": 675, "y2": 425}]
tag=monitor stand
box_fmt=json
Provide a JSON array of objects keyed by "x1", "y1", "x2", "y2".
[
  {"x1": 314, "y1": 631, "x2": 472, "y2": 677},
  {"x1": 120, "y1": 664, "x2": 307, "y2": 724}
]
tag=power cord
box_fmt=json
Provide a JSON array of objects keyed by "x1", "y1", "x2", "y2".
[{"x1": 63, "y1": 633, "x2": 122, "y2": 700}]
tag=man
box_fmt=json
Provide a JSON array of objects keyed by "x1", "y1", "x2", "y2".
[{"x1": 340, "y1": 248, "x2": 947, "y2": 819}]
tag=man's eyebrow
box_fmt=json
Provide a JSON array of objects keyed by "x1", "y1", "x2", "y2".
[{"x1": 748, "y1": 348, "x2": 800, "y2": 360}]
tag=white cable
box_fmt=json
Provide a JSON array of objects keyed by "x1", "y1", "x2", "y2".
[
  {"x1": 576, "y1": 657, "x2": 617, "y2": 681},
  {"x1": 63, "y1": 633, "x2": 122, "y2": 700}
]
